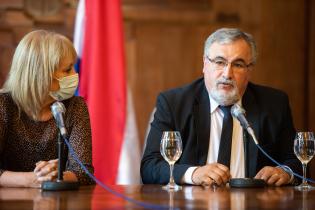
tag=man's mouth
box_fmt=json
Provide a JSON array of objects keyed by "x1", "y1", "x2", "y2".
[{"x1": 217, "y1": 82, "x2": 234, "y2": 89}]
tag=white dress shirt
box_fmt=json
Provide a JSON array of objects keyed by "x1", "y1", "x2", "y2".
[{"x1": 183, "y1": 96, "x2": 245, "y2": 184}]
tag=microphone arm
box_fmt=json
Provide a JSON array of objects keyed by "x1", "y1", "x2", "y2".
[
  {"x1": 246, "y1": 127, "x2": 259, "y2": 145},
  {"x1": 57, "y1": 133, "x2": 64, "y2": 181}
]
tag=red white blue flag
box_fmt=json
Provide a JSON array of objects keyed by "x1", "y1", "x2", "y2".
[{"x1": 74, "y1": 0, "x2": 141, "y2": 184}]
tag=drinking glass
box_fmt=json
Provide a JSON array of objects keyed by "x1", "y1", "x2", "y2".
[
  {"x1": 160, "y1": 131, "x2": 183, "y2": 191},
  {"x1": 294, "y1": 132, "x2": 315, "y2": 190}
]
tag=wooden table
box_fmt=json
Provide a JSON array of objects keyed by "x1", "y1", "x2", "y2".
[{"x1": 1, "y1": 184, "x2": 315, "y2": 209}]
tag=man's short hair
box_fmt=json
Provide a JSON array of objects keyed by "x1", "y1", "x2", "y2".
[{"x1": 204, "y1": 28, "x2": 257, "y2": 63}]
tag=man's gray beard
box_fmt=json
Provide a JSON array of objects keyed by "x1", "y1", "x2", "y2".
[{"x1": 210, "y1": 79, "x2": 240, "y2": 106}]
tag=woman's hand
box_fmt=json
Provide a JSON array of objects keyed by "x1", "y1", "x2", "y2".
[
  {"x1": 0, "y1": 159, "x2": 59, "y2": 188},
  {"x1": 33, "y1": 159, "x2": 78, "y2": 185},
  {"x1": 34, "y1": 159, "x2": 58, "y2": 182}
]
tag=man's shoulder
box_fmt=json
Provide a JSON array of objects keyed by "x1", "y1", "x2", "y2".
[
  {"x1": 247, "y1": 82, "x2": 288, "y2": 100},
  {"x1": 160, "y1": 77, "x2": 205, "y2": 100}
]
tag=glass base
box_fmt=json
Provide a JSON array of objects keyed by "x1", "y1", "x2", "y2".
[
  {"x1": 162, "y1": 183, "x2": 182, "y2": 191},
  {"x1": 295, "y1": 183, "x2": 315, "y2": 191}
]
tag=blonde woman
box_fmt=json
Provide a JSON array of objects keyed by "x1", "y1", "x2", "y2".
[{"x1": 0, "y1": 30, "x2": 94, "y2": 187}]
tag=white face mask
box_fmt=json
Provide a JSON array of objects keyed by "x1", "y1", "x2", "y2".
[{"x1": 49, "y1": 73, "x2": 79, "y2": 101}]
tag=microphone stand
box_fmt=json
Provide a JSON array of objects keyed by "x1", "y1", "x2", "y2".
[
  {"x1": 42, "y1": 133, "x2": 79, "y2": 191},
  {"x1": 229, "y1": 129, "x2": 266, "y2": 188}
]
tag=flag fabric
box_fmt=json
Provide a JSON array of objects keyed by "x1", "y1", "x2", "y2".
[{"x1": 74, "y1": 0, "x2": 141, "y2": 184}]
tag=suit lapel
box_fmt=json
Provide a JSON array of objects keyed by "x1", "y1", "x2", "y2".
[
  {"x1": 242, "y1": 84, "x2": 260, "y2": 177},
  {"x1": 193, "y1": 85, "x2": 210, "y2": 165}
]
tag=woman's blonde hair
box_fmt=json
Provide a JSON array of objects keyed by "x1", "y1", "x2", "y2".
[{"x1": 1, "y1": 30, "x2": 77, "y2": 119}]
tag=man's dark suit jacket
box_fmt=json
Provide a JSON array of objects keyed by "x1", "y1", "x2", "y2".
[{"x1": 141, "y1": 77, "x2": 301, "y2": 184}]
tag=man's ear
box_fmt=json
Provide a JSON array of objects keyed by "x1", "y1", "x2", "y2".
[{"x1": 202, "y1": 57, "x2": 207, "y2": 74}]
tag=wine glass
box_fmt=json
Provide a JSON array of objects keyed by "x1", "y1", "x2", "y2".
[
  {"x1": 160, "y1": 131, "x2": 183, "y2": 191},
  {"x1": 294, "y1": 132, "x2": 315, "y2": 190}
]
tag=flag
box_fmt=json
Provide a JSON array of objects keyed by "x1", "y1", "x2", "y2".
[{"x1": 74, "y1": 0, "x2": 141, "y2": 184}]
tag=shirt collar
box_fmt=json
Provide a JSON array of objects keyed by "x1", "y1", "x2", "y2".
[
  {"x1": 208, "y1": 94, "x2": 242, "y2": 114},
  {"x1": 209, "y1": 95, "x2": 220, "y2": 114}
]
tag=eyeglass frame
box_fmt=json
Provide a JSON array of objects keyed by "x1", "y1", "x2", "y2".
[{"x1": 205, "y1": 56, "x2": 254, "y2": 72}]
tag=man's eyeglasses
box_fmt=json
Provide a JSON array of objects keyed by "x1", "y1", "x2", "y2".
[{"x1": 206, "y1": 56, "x2": 253, "y2": 72}]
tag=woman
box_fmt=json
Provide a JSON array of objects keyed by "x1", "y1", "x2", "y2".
[{"x1": 0, "y1": 30, "x2": 94, "y2": 187}]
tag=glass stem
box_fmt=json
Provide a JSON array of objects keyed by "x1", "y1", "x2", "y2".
[
  {"x1": 169, "y1": 163, "x2": 175, "y2": 185},
  {"x1": 302, "y1": 163, "x2": 307, "y2": 185}
]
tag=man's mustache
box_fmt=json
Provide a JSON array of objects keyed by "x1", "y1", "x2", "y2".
[{"x1": 215, "y1": 78, "x2": 236, "y2": 87}]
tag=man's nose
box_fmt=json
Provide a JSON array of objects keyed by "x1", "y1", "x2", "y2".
[{"x1": 222, "y1": 63, "x2": 233, "y2": 79}]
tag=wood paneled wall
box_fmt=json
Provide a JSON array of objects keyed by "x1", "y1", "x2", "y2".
[
  {"x1": 309, "y1": 0, "x2": 315, "y2": 132},
  {"x1": 123, "y1": 0, "x2": 309, "y2": 144},
  {"x1": 307, "y1": 0, "x2": 315, "y2": 175},
  {"x1": 0, "y1": 0, "x2": 315, "y2": 177},
  {"x1": 0, "y1": 0, "x2": 77, "y2": 86},
  {"x1": 124, "y1": 0, "x2": 315, "y2": 177}
]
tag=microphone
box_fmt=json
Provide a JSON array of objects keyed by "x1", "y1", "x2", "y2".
[
  {"x1": 231, "y1": 104, "x2": 259, "y2": 145},
  {"x1": 42, "y1": 101, "x2": 79, "y2": 191},
  {"x1": 51, "y1": 101, "x2": 67, "y2": 138},
  {"x1": 229, "y1": 104, "x2": 266, "y2": 188}
]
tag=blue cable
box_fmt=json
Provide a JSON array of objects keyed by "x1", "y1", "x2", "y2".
[
  {"x1": 255, "y1": 143, "x2": 315, "y2": 184},
  {"x1": 63, "y1": 137, "x2": 176, "y2": 210}
]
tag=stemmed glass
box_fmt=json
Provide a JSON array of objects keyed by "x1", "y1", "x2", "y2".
[
  {"x1": 294, "y1": 132, "x2": 315, "y2": 190},
  {"x1": 160, "y1": 131, "x2": 183, "y2": 191}
]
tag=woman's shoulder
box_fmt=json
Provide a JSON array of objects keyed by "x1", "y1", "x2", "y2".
[
  {"x1": 66, "y1": 96, "x2": 87, "y2": 107},
  {"x1": 63, "y1": 96, "x2": 88, "y2": 114},
  {"x1": 0, "y1": 92, "x2": 17, "y2": 119},
  {"x1": 0, "y1": 92, "x2": 14, "y2": 106},
  {"x1": 63, "y1": 96, "x2": 90, "y2": 125}
]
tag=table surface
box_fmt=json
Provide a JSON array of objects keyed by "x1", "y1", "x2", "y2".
[{"x1": 1, "y1": 184, "x2": 315, "y2": 209}]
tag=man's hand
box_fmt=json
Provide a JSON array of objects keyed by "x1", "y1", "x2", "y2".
[
  {"x1": 255, "y1": 166, "x2": 291, "y2": 186},
  {"x1": 192, "y1": 163, "x2": 231, "y2": 186}
]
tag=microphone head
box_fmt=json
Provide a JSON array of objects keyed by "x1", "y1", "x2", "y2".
[
  {"x1": 231, "y1": 103, "x2": 246, "y2": 118},
  {"x1": 231, "y1": 103, "x2": 258, "y2": 144},
  {"x1": 51, "y1": 101, "x2": 66, "y2": 119},
  {"x1": 51, "y1": 101, "x2": 67, "y2": 137}
]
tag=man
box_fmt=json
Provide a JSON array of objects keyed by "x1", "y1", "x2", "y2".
[{"x1": 141, "y1": 28, "x2": 301, "y2": 186}]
